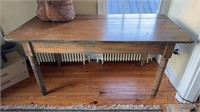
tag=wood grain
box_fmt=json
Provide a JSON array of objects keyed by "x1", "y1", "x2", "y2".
[
  {"x1": 27, "y1": 56, "x2": 47, "y2": 96},
  {"x1": 141, "y1": 54, "x2": 148, "y2": 66},
  {"x1": 5, "y1": 14, "x2": 193, "y2": 43},
  {"x1": 22, "y1": 42, "x2": 47, "y2": 95},
  {"x1": 1, "y1": 61, "x2": 178, "y2": 111},
  {"x1": 31, "y1": 42, "x2": 167, "y2": 54},
  {"x1": 152, "y1": 57, "x2": 169, "y2": 96},
  {"x1": 163, "y1": 44, "x2": 176, "y2": 58},
  {"x1": 21, "y1": 42, "x2": 33, "y2": 57}
]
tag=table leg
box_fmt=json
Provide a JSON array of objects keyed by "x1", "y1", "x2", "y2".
[
  {"x1": 151, "y1": 57, "x2": 168, "y2": 96},
  {"x1": 55, "y1": 53, "x2": 62, "y2": 67},
  {"x1": 22, "y1": 42, "x2": 47, "y2": 95},
  {"x1": 141, "y1": 54, "x2": 148, "y2": 67},
  {"x1": 28, "y1": 56, "x2": 47, "y2": 95}
]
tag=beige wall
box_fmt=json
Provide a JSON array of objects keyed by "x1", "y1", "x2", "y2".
[
  {"x1": 1, "y1": 0, "x2": 97, "y2": 35},
  {"x1": 1, "y1": 0, "x2": 37, "y2": 34},
  {"x1": 74, "y1": 0, "x2": 97, "y2": 15},
  {"x1": 167, "y1": 0, "x2": 200, "y2": 78}
]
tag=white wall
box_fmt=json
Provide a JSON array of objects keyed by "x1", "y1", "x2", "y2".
[{"x1": 167, "y1": 0, "x2": 200, "y2": 80}]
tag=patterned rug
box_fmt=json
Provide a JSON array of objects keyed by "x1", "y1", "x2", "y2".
[
  {"x1": 166, "y1": 104, "x2": 200, "y2": 112},
  {"x1": 1, "y1": 104, "x2": 162, "y2": 112}
]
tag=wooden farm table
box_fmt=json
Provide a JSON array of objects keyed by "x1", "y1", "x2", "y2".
[{"x1": 5, "y1": 14, "x2": 193, "y2": 96}]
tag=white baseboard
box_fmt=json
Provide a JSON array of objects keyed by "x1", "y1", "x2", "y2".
[
  {"x1": 175, "y1": 84, "x2": 200, "y2": 103},
  {"x1": 175, "y1": 93, "x2": 189, "y2": 103},
  {"x1": 165, "y1": 63, "x2": 181, "y2": 89},
  {"x1": 156, "y1": 55, "x2": 181, "y2": 90}
]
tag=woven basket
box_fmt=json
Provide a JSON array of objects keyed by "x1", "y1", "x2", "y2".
[{"x1": 37, "y1": 0, "x2": 75, "y2": 22}]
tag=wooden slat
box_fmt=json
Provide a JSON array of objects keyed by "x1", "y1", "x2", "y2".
[{"x1": 31, "y1": 42, "x2": 166, "y2": 54}]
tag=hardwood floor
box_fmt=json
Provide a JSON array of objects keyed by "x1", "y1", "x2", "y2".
[{"x1": 1, "y1": 60, "x2": 178, "y2": 110}]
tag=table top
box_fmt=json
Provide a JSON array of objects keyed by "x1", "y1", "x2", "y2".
[{"x1": 5, "y1": 14, "x2": 194, "y2": 43}]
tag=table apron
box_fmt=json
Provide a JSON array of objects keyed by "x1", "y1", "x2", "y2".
[{"x1": 29, "y1": 42, "x2": 169, "y2": 55}]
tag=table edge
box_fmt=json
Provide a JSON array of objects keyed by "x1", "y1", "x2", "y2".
[{"x1": 4, "y1": 38, "x2": 195, "y2": 44}]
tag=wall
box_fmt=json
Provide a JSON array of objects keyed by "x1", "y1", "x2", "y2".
[
  {"x1": 74, "y1": 0, "x2": 97, "y2": 15},
  {"x1": 1, "y1": 0, "x2": 97, "y2": 35},
  {"x1": 0, "y1": 0, "x2": 5, "y2": 45},
  {"x1": 167, "y1": 0, "x2": 200, "y2": 80},
  {"x1": 1, "y1": 0, "x2": 37, "y2": 35}
]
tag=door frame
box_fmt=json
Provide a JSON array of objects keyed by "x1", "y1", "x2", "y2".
[
  {"x1": 98, "y1": 0, "x2": 107, "y2": 15},
  {"x1": 175, "y1": 40, "x2": 200, "y2": 103}
]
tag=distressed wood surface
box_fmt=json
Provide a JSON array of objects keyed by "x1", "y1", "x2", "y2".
[
  {"x1": 21, "y1": 42, "x2": 33, "y2": 57},
  {"x1": 54, "y1": 54, "x2": 62, "y2": 67},
  {"x1": 22, "y1": 42, "x2": 47, "y2": 95},
  {"x1": 151, "y1": 44, "x2": 175, "y2": 96},
  {"x1": 163, "y1": 44, "x2": 176, "y2": 58},
  {"x1": 31, "y1": 42, "x2": 167, "y2": 54},
  {"x1": 5, "y1": 14, "x2": 193, "y2": 43},
  {"x1": 141, "y1": 54, "x2": 148, "y2": 67},
  {"x1": 152, "y1": 57, "x2": 169, "y2": 96}
]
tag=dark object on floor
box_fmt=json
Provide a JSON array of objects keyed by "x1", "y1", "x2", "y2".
[
  {"x1": 1, "y1": 42, "x2": 17, "y2": 68},
  {"x1": 1, "y1": 42, "x2": 17, "y2": 55},
  {"x1": 190, "y1": 107, "x2": 196, "y2": 112}
]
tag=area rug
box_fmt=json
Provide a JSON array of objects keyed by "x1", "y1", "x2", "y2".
[
  {"x1": 166, "y1": 104, "x2": 200, "y2": 112},
  {"x1": 1, "y1": 104, "x2": 161, "y2": 112}
]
